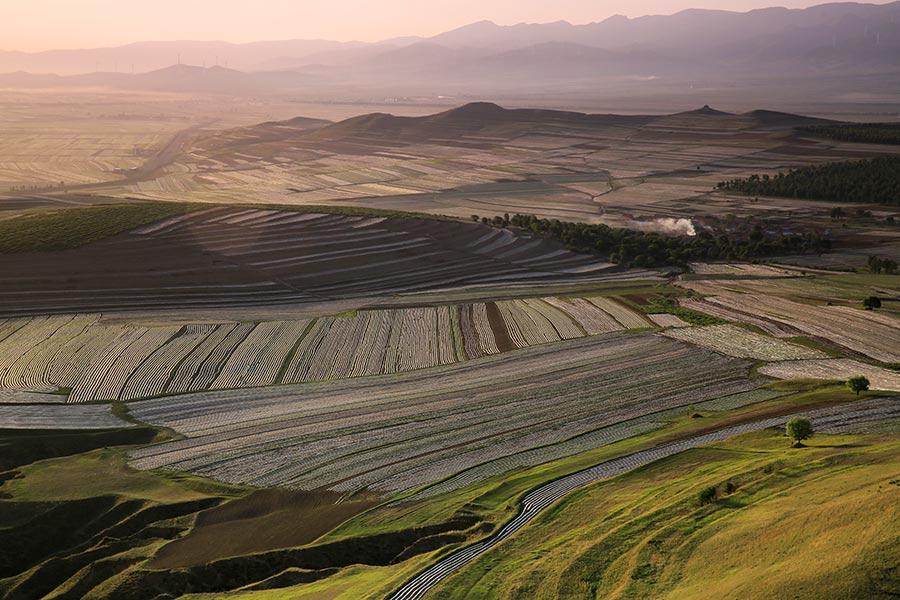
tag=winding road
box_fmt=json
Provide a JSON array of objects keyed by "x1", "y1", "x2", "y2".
[{"x1": 386, "y1": 397, "x2": 899, "y2": 600}]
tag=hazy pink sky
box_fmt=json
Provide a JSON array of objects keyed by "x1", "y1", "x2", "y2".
[{"x1": 3, "y1": 0, "x2": 893, "y2": 52}]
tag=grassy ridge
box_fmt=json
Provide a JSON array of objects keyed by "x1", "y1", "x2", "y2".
[
  {"x1": 0, "y1": 200, "x2": 457, "y2": 255},
  {"x1": 252, "y1": 385, "x2": 875, "y2": 600},
  {"x1": 427, "y1": 429, "x2": 900, "y2": 600},
  {"x1": 1, "y1": 387, "x2": 889, "y2": 599},
  {"x1": 0, "y1": 202, "x2": 200, "y2": 253}
]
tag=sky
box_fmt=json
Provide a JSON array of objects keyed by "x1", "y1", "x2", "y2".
[{"x1": 3, "y1": 0, "x2": 894, "y2": 52}]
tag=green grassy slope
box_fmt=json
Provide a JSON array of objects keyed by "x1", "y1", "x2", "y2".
[
  {"x1": 427, "y1": 429, "x2": 900, "y2": 600},
  {"x1": 0, "y1": 200, "x2": 456, "y2": 255},
  {"x1": 0, "y1": 202, "x2": 199, "y2": 253}
]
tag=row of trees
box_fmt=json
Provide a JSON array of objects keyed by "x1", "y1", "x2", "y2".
[
  {"x1": 867, "y1": 255, "x2": 898, "y2": 275},
  {"x1": 798, "y1": 123, "x2": 900, "y2": 146},
  {"x1": 482, "y1": 213, "x2": 831, "y2": 268},
  {"x1": 716, "y1": 157, "x2": 900, "y2": 206}
]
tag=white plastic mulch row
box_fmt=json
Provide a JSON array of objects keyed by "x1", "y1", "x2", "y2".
[{"x1": 0, "y1": 404, "x2": 133, "y2": 429}]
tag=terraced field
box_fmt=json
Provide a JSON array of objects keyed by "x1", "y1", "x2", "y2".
[
  {"x1": 662, "y1": 324, "x2": 827, "y2": 361},
  {"x1": 678, "y1": 278, "x2": 900, "y2": 362},
  {"x1": 2, "y1": 99, "x2": 898, "y2": 600},
  {"x1": 0, "y1": 404, "x2": 131, "y2": 429},
  {"x1": 0, "y1": 207, "x2": 648, "y2": 316},
  {"x1": 759, "y1": 359, "x2": 900, "y2": 391},
  {"x1": 128, "y1": 333, "x2": 757, "y2": 494},
  {"x1": 107, "y1": 105, "x2": 900, "y2": 245},
  {"x1": 0, "y1": 296, "x2": 652, "y2": 402}
]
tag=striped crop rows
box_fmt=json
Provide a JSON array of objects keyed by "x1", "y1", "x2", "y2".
[
  {"x1": 682, "y1": 292, "x2": 900, "y2": 362},
  {"x1": 0, "y1": 296, "x2": 651, "y2": 402},
  {"x1": 662, "y1": 324, "x2": 827, "y2": 361},
  {"x1": 0, "y1": 208, "x2": 653, "y2": 316},
  {"x1": 128, "y1": 332, "x2": 757, "y2": 494},
  {"x1": 401, "y1": 387, "x2": 789, "y2": 501}
]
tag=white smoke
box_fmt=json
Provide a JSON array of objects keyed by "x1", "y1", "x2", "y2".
[{"x1": 628, "y1": 218, "x2": 697, "y2": 237}]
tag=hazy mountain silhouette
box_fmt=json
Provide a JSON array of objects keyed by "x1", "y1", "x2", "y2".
[
  {"x1": 1, "y1": 2, "x2": 897, "y2": 104},
  {"x1": 288, "y1": 102, "x2": 823, "y2": 144}
]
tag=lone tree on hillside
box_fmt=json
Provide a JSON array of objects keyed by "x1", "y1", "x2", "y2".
[
  {"x1": 863, "y1": 296, "x2": 882, "y2": 310},
  {"x1": 847, "y1": 375, "x2": 870, "y2": 396},
  {"x1": 786, "y1": 416, "x2": 814, "y2": 448}
]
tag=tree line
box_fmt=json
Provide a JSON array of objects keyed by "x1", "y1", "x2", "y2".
[
  {"x1": 475, "y1": 213, "x2": 830, "y2": 268},
  {"x1": 716, "y1": 157, "x2": 900, "y2": 206},
  {"x1": 797, "y1": 123, "x2": 900, "y2": 146}
]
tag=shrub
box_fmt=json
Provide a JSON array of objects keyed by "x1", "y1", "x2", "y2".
[
  {"x1": 863, "y1": 296, "x2": 882, "y2": 310},
  {"x1": 697, "y1": 485, "x2": 718, "y2": 505}
]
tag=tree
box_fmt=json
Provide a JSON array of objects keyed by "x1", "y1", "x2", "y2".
[
  {"x1": 863, "y1": 296, "x2": 882, "y2": 310},
  {"x1": 868, "y1": 255, "x2": 883, "y2": 274},
  {"x1": 847, "y1": 376, "x2": 870, "y2": 396},
  {"x1": 786, "y1": 417, "x2": 814, "y2": 447}
]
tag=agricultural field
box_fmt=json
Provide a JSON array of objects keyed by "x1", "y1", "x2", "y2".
[
  {"x1": 662, "y1": 324, "x2": 827, "y2": 361},
  {"x1": 0, "y1": 295, "x2": 651, "y2": 402},
  {"x1": 8, "y1": 100, "x2": 890, "y2": 256},
  {"x1": 137, "y1": 107, "x2": 898, "y2": 231},
  {"x1": 127, "y1": 333, "x2": 758, "y2": 494},
  {"x1": 0, "y1": 404, "x2": 131, "y2": 429},
  {"x1": 677, "y1": 271, "x2": 900, "y2": 363},
  {"x1": 0, "y1": 206, "x2": 655, "y2": 316},
  {"x1": 759, "y1": 359, "x2": 900, "y2": 391},
  {"x1": 1, "y1": 95, "x2": 899, "y2": 600}
]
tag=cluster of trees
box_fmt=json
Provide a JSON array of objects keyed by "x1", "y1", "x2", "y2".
[
  {"x1": 487, "y1": 213, "x2": 830, "y2": 268},
  {"x1": 716, "y1": 157, "x2": 900, "y2": 206},
  {"x1": 797, "y1": 123, "x2": 900, "y2": 145},
  {"x1": 867, "y1": 255, "x2": 898, "y2": 275},
  {"x1": 829, "y1": 207, "x2": 895, "y2": 223}
]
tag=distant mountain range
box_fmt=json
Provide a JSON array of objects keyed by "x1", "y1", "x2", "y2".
[
  {"x1": 205, "y1": 102, "x2": 830, "y2": 150},
  {"x1": 1, "y1": 2, "x2": 898, "y2": 104}
]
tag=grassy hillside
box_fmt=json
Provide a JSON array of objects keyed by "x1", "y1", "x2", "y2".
[
  {"x1": 0, "y1": 202, "x2": 199, "y2": 253},
  {"x1": 427, "y1": 428, "x2": 900, "y2": 600},
  {"x1": 0, "y1": 200, "x2": 455, "y2": 255},
  {"x1": 1, "y1": 386, "x2": 893, "y2": 599}
]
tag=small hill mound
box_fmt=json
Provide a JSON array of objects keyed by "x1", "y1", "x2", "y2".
[
  {"x1": 306, "y1": 102, "x2": 652, "y2": 142},
  {"x1": 681, "y1": 105, "x2": 735, "y2": 117},
  {"x1": 743, "y1": 109, "x2": 832, "y2": 128},
  {"x1": 195, "y1": 114, "x2": 332, "y2": 154}
]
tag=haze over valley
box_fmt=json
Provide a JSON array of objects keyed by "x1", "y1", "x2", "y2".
[{"x1": 1, "y1": 3, "x2": 898, "y2": 600}]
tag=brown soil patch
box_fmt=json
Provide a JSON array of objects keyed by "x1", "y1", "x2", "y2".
[
  {"x1": 151, "y1": 489, "x2": 377, "y2": 569},
  {"x1": 485, "y1": 302, "x2": 516, "y2": 352},
  {"x1": 622, "y1": 293, "x2": 653, "y2": 306}
]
